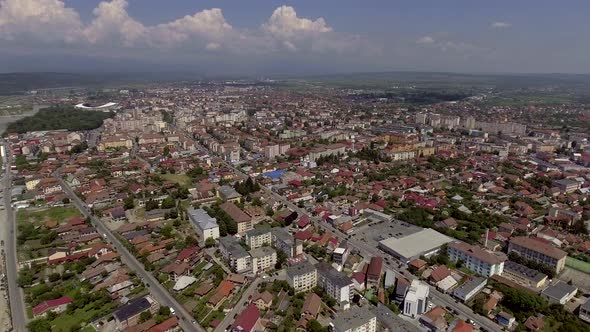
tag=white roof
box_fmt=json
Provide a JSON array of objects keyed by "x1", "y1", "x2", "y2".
[
  {"x1": 379, "y1": 228, "x2": 455, "y2": 261},
  {"x1": 436, "y1": 275, "x2": 458, "y2": 291},
  {"x1": 75, "y1": 102, "x2": 117, "y2": 109},
  {"x1": 173, "y1": 276, "x2": 197, "y2": 291}
]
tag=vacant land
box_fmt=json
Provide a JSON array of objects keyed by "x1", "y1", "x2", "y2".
[
  {"x1": 5, "y1": 106, "x2": 114, "y2": 134},
  {"x1": 17, "y1": 206, "x2": 82, "y2": 224},
  {"x1": 162, "y1": 173, "x2": 191, "y2": 187}
]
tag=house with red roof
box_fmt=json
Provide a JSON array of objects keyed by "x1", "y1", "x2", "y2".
[
  {"x1": 32, "y1": 296, "x2": 73, "y2": 317},
  {"x1": 231, "y1": 303, "x2": 261, "y2": 332}
]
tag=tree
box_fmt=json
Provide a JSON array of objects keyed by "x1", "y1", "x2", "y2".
[
  {"x1": 62, "y1": 197, "x2": 70, "y2": 204},
  {"x1": 306, "y1": 319, "x2": 327, "y2": 332},
  {"x1": 17, "y1": 267, "x2": 34, "y2": 287},
  {"x1": 28, "y1": 319, "x2": 51, "y2": 332},
  {"x1": 124, "y1": 196, "x2": 134, "y2": 210},
  {"x1": 205, "y1": 237, "x2": 216, "y2": 248},
  {"x1": 145, "y1": 199, "x2": 159, "y2": 211},
  {"x1": 161, "y1": 196, "x2": 176, "y2": 209},
  {"x1": 275, "y1": 249, "x2": 288, "y2": 269},
  {"x1": 139, "y1": 310, "x2": 152, "y2": 323}
]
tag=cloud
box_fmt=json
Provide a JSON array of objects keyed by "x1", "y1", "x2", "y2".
[
  {"x1": 84, "y1": 0, "x2": 145, "y2": 46},
  {"x1": 416, "y1": 36, "x2": 435, "y2": 44},
  {"x1": 491, "y1": 21, "x2": 511, "y2": 29},
  {"x1": 0, "y1": 0, "x2": 377, "y2": 64},
  {"x1": 0, "y1": 0, "x2": 83, "y2": 43}
]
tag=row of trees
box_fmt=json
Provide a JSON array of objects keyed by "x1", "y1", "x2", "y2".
[
  {"x1": 234, "y1": 177, "x2": 260, "y2": 196},
  {"x1": 204, "y1": 203, "x2": 237, "y2": 236}
]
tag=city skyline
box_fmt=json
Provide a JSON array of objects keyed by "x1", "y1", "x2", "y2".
[{"x1": 1, "y1": 0, "x2": 590, "y2": 75}]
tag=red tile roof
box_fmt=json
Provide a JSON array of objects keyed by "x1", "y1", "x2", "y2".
[
  {"x1": 32, "y1": 296, "x2": 72, "y2": 316},
  {"x1": 232, "y1": 303, "x2": 260, "y2": 332}
]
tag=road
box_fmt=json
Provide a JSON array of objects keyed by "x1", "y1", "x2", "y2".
[
  {"x1": 56, "y1": 171, "x2": 205, "y2": 332},
  {"x1": 1, "y1": 143, "x2": 28, "y2": 332},
  {"x1": 214, "y1": 270, "x2": 286, "y2": 332},
  {"x1": 208, "y1": 154, "x2": 502, "y2": 332}
]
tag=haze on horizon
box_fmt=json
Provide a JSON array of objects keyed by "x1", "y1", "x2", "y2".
[{"x1": 1, "y1": 0, "x2": 589, "y2": 75}]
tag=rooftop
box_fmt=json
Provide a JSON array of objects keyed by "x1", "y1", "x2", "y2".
[
  {"x1": 510, "y1": 237, "x2": 567, "y2": 260},
  {"x1": 379, "y1": 228, "x2": 454, "y2": 260},
  {"x1": 331, "y1": 306, "x2": 376, "y2": 331}
]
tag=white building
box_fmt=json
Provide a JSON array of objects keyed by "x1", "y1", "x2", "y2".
[
  {"x1": 286, "y1": 262, "x2": 317, "y2": 293},
  {"x1": 330, "y1": 306, "x2": 377, "y2": 332},
  {"x1": 316, "y1": 262, "x2": 353, "y2": 309},
  {"x1": 448, "y1": 242, "x2": 505, "y2": 277},
  {"x1": 403, "y1": 280, "x2": 430, "y2": 318},
  {"x1": 245, "y1": 228, "x2": 272, "y2": 249},
  {"x1": 187, "y1": 208, "x2": 220, "y2": 241},
  {"x1": 250, "y1": 247, "x2": 277, "y2": 274}
]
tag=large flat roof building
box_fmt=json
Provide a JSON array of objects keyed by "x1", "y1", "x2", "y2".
[
  {"x1": 378, "y1": 228, "x2": 455, "y2": 263},
  {"x1": 508, "y1": 237, "x2": 567, "y2": 274}
]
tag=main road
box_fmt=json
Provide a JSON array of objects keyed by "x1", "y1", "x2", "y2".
[
  {"x1": 55, "y1": 170, "x2": 205, "y2": 332},
  {"x1": 204, "y1": 147, "x2": 501, "y2": 332},
  {"x1": 1, "y1": 143, "x2": 28, "y2": 332}
]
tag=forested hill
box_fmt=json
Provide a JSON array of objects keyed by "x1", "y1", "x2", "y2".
[{"x1": 5, "y1": 106, "x2": 114, "y2": 134}]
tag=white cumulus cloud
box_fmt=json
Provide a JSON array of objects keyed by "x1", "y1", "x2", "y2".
[
  {"x1": 416, "y1": 36, "x2": 435, "y2": 44},
  {"x1": 263, "y1": 5, "x2": 332, "y2": 40},
  {"x1": 0, "y1": 0, "x2": 83, "y2": 43},
  {"x1": 84, "y1": 0, "x2": 146, "y2": 46},
  {"x1": 491, "y1": 21, "x2": 511, "y2": 29}
]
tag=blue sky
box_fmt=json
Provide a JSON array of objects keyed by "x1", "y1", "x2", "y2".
[{"x1": 1, "y1": 0, "x2": 589, "y2": 75}]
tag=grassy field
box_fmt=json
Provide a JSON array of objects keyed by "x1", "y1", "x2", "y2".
[
  {"x1": 566, "y1": 257, "x2": 590, "y2": 274},
  {"x1": 17, "y1": 206, "x2": 82, "y2": 224},
  {"x1": 162, "y1": 173, "x2": 192, "y2": 187},
  {"x1": 50, "y1": 302, "x2": 117, "y2": 332}
]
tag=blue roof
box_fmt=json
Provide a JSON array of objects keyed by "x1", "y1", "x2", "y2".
[{"x1": 262, "y1": 170, "x2": 285, "y2": 179}]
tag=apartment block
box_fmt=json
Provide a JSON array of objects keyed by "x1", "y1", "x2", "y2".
[
  {"x1": 403, "y1": 280, "x2": 430, "y2": 318},
  {"x1": 316, "y1": 262, "x2": 354, "y2": 309},
  {"x1": 286, "y1": 261, "x2": 317, "y2": 293},
  {"x1": 447, "y1": 242, "x2": 505, "y2": 277},
  {"x1": 250, "y1": 247, "x2": 277, "y2": 274},
  {"x1": 330, "y1": 306, "x2": 377, "y2": 332},
  {"x1": 508, "y1": 237, "x2": 567, "y2": 274},
  {"x1": 245, "y1": 228, "x2": 272, "y2": 249}
]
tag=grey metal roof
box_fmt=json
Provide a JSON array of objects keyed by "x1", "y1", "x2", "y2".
[
  {"x1": 249, "y1": 247, "x2": 275, "y2": 258},
  {"x1": 504, "y1": 260, "x2": 547, "y2": 283},
  {"x1": 542, "y1": 281, "x2": 578, "y2": 301},
  {"x1": 453, "y1": 277, "x2": 486, "y2": 299},
  {"x1": 286, "y1": 261, "x2": 316, "y2": 278},
  {"x1": 316, "y1": 262, "x2": 353, "y2": 288},
  {"x1": 187, "y1": 208, "x2": 218, "y2": 230}
]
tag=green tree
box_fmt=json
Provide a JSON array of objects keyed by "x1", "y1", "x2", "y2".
[
  {"x1": 28, "y1": 319, "x2": 51, "y2": 332},
  {"x1": 205, "y1": 237, "x2": 216, "y2": 248},
  {"x1": 161, "y1": 196, "x2": 176, "y2": 209},
  {"x1": 124, "y1": 196, "x2": 134, "y2": 210},
  {"x1": 139, "y1": 310, "x2": 152, "y2": 323},
  {"x1": 145, "y1": 199, "x2": 159, "y2": 211}
]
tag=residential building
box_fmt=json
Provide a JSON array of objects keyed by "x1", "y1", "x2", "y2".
[
  {"x1": 447, "y1": 242, "x2": 505, "y2": 277},
  {"x1": 403, "y1": 280, "x2": 430, "y2": 318},
  {"x1": 541, "y1": 281, "x2": 578, "y2": 305},
  {"x1": 501, "y1": 260, "x2": 548, "y2": 288},
  {"x1": 316, "y1": 262, "x2": 354, "y2": 309},
  {"x1": 579, "y1": 298, "x2": 590, "y2": 323},
  {"x1": 553, "y1": 179, "x2": 581, "y2": 194},
  {"x1": 245, "y1": 228, "x2": 272, "y2": 249},
  {"x1": 367, "y1": 257, "x2": 383, "y2": 288},
  {"x1": 272, "y1": 228, "x2": 303, "y2": 258},
  {"x1": 330, "y1": 306, "x2": 377, "y2": 332},
  {"x1": 32, "y1": 297, "x2": 73, "y2": 317},
  {"x1": 220, "y1": 201, "x2": 253, "y2": 235},
  {"x1": 453, "y1": 277, "x2": 487, "y2": 303},
  {"x1": 508, "y1": 237, "x2": 567, "y2": 274},
  {"x1": 231, "y1": 303, "x2": 261, "y2": 332},
  {"x1": 496, "y1": 311, "x2": 516, "y2": 329},
  {"x1": 187, "y1": 208, "x2": 219, "y2": 241},
  {"x1": 333, "y1": 241, "x2": 350, "y2": 267},
  {"x1": 250, "y1": 247, "x2": 277, "y2": 274},
  {"x1": 286, "y1": 261, "x2": 317, "y2": 293},
  {"x1": 113, "y1": 295, "x2": 159, "y2": 329},
  {"x1": 219, "y1": 236, "x2": 251, "y2": 273}
]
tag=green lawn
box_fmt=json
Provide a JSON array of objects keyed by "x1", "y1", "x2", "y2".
[
  {"x1": 50, "y1": 302, "x2": 117, "y2": 332},
  {"x1": 17, "y1": 206, "x2": 82, "y2": 224},
  {"x1": 162, "y1": 173, "x2": 192, "y2": 187},
  {"x1": 566, "y1": 257, "x2": 590, "y2": 274}
]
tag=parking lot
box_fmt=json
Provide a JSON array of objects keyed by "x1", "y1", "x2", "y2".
[{"x1": 352, "y1": 218, "x2": 422, "y2": 250}]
